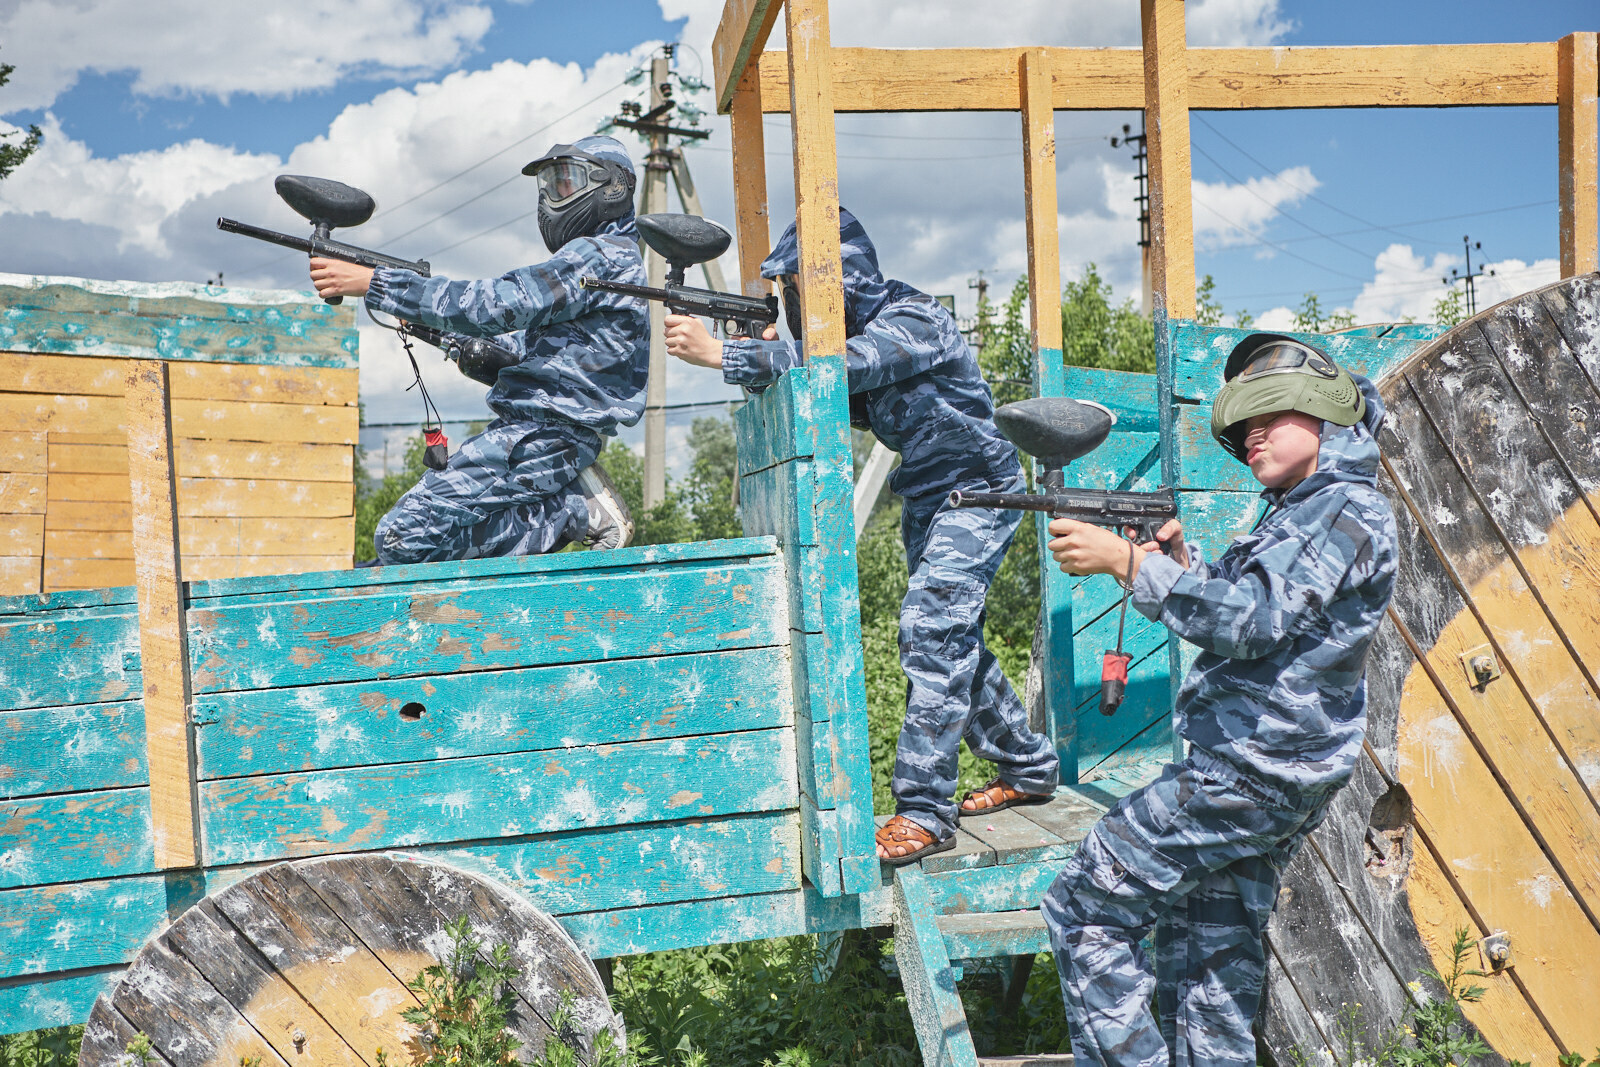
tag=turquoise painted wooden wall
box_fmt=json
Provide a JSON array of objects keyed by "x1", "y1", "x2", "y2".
[
  {"x1": 1045, "y1": 320, "x2": 1445, "y2": 789},
  {"x1": 0, "y1": 354, "x2": 882, "y2": 1034}
]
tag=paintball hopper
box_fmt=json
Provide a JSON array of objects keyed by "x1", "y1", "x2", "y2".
[
  {"x1": 636, "y1": 213, "x2": 732, "y2": 285},
  {"x1": 994, "y1": 398, "x2": 1117, "y2": 480},
  {"x1": 275, "y1": 175, "x2": 376, "y2": 233}
]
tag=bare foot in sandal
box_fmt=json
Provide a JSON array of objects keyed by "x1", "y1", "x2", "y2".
[
  {"x1": 960, "y1": 777, "x2": 1053, "y2": 815},
  {"x1": 876, "y1": 814, "x2": 954, "y2": 867}
]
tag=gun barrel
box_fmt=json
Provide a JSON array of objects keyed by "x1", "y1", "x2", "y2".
[
  {"x1": 580, "y1": 277, "x2": 778, "y2": 325},
  {"x1": 947, "y1": 489, "x2": 1048, "y2": 511},
  {"x1": 215, "y1": 218, "x2": 431, "y2": 276}
]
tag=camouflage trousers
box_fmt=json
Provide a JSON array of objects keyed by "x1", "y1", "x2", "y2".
[
  {"x1": 1041, "y1": 752, "x2": 1333, "y2": 1067},
  {"x1": 375, "y1": 419, "x2": 601, "y2": 565},
  {"x1": 890, "y1": 476, "x2": 1060, "y2": 838}
]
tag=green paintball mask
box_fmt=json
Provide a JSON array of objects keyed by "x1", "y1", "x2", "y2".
[{"x1": 1210, "y1": 333, "x2": 1365, "y2": 463}]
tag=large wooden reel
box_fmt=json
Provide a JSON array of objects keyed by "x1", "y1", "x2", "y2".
[
  {"x1": 1262, "y1": 274, "x2": 1600, "y2": 1064},
  {"x1": 77, "y1": 854, "x2": 622, "y2": 1067}
]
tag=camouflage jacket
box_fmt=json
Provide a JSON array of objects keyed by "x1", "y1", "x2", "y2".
[
  {"x1": 719, "y1": 209, "x2": 1020, "y2": 500},
  {"x1": 366, "y1": 215, "x2": 650, "y2": 435},
  {"x1": 1131, "y1": 375, "x2": 1398, "y2": 794}
]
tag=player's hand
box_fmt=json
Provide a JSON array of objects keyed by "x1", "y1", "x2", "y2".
[
  {"x1": 309, "y1": 258, "x2": 374, "y2": 299},
  {"x1": 664, "y1": 314, "x2": 723, "y2": 368},
  {"x1": 1047, "y1": 519, "x2": 1145, "y2": 583},
  {"x1": 724, "y1": 324, "x2": 779, "y2": 341},
  {"x1": 1138, "y1": 518, "x2": 1190, "y2": 568}
]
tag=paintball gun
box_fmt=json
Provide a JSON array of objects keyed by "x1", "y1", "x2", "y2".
[
  {"x1": 219, "y1": 175, "x2": 521, "y2": 382},
  {"x1": 218, "y1": 175, "x2": 524, "y2": 468},
  {"x1": 950, "y1": 397, "x2": 1180, "y2": 716},
  {"x1": 217, "y1": 175, "x2": 431, "y2": 306},
  {"x1": 580, "y1": 213, "x2": 778, "y2": 338}
]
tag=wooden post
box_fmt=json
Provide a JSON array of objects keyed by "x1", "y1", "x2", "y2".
[
  {"x1": 125, "y1": 360, "x2": 200, "y2": 869},
  {"x1": 1140, "y1": 0, "x2": 1196, "y2": 320},
  {"x1": 1020, "y1": 50, "x2": 1062, "y2": 355},
  {"x1": 730, "y1": 69, "x2": 773, "y2": 298},
  {"x1": 1558, "y1": 32, "x2": 1599, "y2": 278},
  {"x1": 641, "y1": 51, "x2": 673, "y2": 511},
  {"x1": 785, "y1": 0, "x2": 846, "y2": 356}
]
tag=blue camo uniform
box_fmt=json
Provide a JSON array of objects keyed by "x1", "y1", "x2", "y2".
[
  {"x1": 720, "y1": 209, "x2": 1059, "y2": 838},
  {"x1": 362, "y1": 138, "x2": 648, "y2": 564},
  {"x1": 1042, "y1": 375, "x2": 1398, "y2": 1067}
]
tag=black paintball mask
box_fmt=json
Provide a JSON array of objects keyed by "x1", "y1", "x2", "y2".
[{"x1": 523, "y1": 144, "x2": 636, "y2": 251}]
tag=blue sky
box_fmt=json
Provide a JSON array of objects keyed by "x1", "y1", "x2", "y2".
[{"x1": 1, "y1": 0, "x2": 1595, "y2": 455}]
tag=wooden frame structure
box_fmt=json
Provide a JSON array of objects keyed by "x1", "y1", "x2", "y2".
[
  {"x1": 711, "y1": 0, "x2": 1599, "y2": 766},
  {"x1": 713, "y1": 1, "x2": 1598, "y2": 320}
]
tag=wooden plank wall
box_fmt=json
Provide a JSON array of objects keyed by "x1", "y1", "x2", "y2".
[
  {"x1": 0, "y1": 275, "x2": 360, "y2": 594},
  {"x1": 735, "y1": 366, "x2": 879, "y2": 897},
  {"x1": 0, "y1": 540, "x2": 812, "y2": 1034}
]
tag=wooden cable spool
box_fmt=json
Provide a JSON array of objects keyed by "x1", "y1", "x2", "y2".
[
  {"x1": 1262, "y1": 273, "x2": 1600, "y2": 1064},
  {"x1": 77, "y1": 854, "x2": 622, "y2": 1067}
]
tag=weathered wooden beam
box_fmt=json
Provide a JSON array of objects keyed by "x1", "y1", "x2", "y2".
[
  {"x1": 125, "y1": 360, "x2": 200, "y2": 869},
  {"x1": 1142, "y1": 0, "x2": 1196, "y2": 321},
  {"x1": 713, "y1": 0, "x2": 785, "y2": 114},
  {"x1": 748, "y1": 43, "x2": 1563, "y2": 114},
  {"x1": 1558, "y1": 32, "x2": 1599, "y2": 277},
  {"x1": 730, "y1": 69, "x2": 774, "y2": 298},
  {"x1": 784, "y1": 0, "x2": 845, "y2": 357},
  {"x1": 1019, "y1": 50, "x2": 1062, "y2": 354}
]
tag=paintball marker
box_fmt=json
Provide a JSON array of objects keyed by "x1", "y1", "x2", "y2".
[
  {"x1": 217, "y1": 175, "x2": 431, "y2": 306},
  {"x1": 581, "y1": 213, "x2": 778, "y2": 338},
  {"x1": 950, "y1": 397, "x2": 1180, "y2": 716},
  {"x1": 218, "y1": 175, "x2": 520, "y2": 388}
]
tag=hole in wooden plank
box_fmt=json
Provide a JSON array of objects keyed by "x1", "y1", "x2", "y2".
[
  {"x1": 1364, "y1": 782, "x2": 1413, "y2": 882},
  {"x1": 399, "y1": 702, "x2": 425, "y2": 721}
]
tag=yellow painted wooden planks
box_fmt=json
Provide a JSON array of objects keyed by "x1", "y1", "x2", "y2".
[
  {"x1": 47, "y1": 518, "x2": 352, "y2": 559},
  {"x1": 0, "y1": 556, "x2": 41, "y2": 595},
  {"x1": 124, "y1": 359, "x2": 200, "y2": 870},
  {"x1": 48, "y1": 440, "x2": 352, "y2": 482},
  {"x1": 0, "y1": 353, "x2": 358, "y2": 407},
  {"x1": 0, "y1": 433, "x2": 46, "y2": 473},
  {"x1": 0, "y1": 393, "x2": 359, "y2": 443},
  {"x1": 0, "y1": 514, "x2": 44, "y2": 556},
  {"x1": 0, "y1": 473, "x2": 45, "y2": 514}
]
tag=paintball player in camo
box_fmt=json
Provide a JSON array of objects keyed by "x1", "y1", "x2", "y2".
[
  {"x1": 1041, "y1": 334, "x2": 1399, "y2": 1067},
  {"x1": 662, "y1": 207, "x2": 1060, "y2": 864},
  {"x1": 307, "y1": 135, "x2": 644, "y2": 564}
]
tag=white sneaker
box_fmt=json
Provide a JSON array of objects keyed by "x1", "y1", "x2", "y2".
[{"x1": 577, "y1": 461, "x2": 634, "y2": 550}]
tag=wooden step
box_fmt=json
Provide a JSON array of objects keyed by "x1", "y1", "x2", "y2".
[
  {"x1": 978, "y1": 1057, "x2": 1075, "y2": 1066},
  {"x1": 936, "y1": 909, "x2": 1051, "y2": 960}
]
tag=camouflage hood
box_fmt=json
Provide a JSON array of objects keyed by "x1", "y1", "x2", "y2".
[{"x1": 759, "y1": 207, "x2": 894, "y2": 336}]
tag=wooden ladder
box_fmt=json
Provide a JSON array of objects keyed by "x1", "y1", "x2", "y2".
[{"x1": 885, "y1": 788, "x2": 1112, "y2": 1067}]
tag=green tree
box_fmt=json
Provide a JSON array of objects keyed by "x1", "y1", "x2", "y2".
[
  {"x1": 1233, "y1": 307, "x2": 1256, "y2": 330},
  {"x1": 1195, "y1": 273, "x2": 1224, "y2": 327},
  {"x1": 1061, "y1": 264, "x2": 1155, "y2": 373},
  {"x1": 0, "y1": 56, "x2": 42, "y2": 183},
  {"x1": 1432, "y1": 286, "x2": 1466, "y2": 328},
  {"x1": 1292, "y1": 291, "x2": 1326, "y2": 332}
]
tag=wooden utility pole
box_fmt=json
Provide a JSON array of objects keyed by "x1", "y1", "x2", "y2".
[{"x1": 639, "y1": 50, "x2": 672, "y2": 510}]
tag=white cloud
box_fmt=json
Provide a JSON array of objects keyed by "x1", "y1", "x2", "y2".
[
  {"x1": 662, "y1": 0, "x2": 1290, "y2": 59},
  {"x1": 0, "y1": 0, "x2": 495, "y2": 110},
  {"x1": 1348, "y1": 243, "x2": 1561, "y2": 325},
  {"x1": 0, "y1": 115, "x2": 278, "y2": 254},
  {"x1": 1192, "y1": 166, "x2": 1318, "y2": 252}
]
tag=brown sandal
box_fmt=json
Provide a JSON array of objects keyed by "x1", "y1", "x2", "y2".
[
  {"x1": 876, "y1": 814, "x2": 955, "y2": 867},
  {"x1": 960, "y1": 777, "x2": 1053, "y2": 815}
]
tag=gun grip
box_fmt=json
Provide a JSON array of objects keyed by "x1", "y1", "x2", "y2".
[{"x1": 324, "y1": 295, "x2": 344, "y2": 306}]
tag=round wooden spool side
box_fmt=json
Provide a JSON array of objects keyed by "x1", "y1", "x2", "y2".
[{"x1": 78, "y1": 854, "x2": 621, "y2": 1067}]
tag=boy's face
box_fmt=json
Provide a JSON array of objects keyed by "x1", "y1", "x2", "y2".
[{"x1": 1242, "y1": 411, "x2": 1322, "y2": 489}]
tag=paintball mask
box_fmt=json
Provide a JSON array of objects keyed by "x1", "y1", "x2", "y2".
[
  {"x1": 1210, "y1": 333, "x2": 1365, "y2": 463},
  {"x1": 523, "y1": 142, "x2": 636, "y2": 251}
]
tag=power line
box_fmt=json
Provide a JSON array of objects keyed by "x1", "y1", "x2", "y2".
[
  {"x1": 1188, "y1": 140, "x2": 1378, "y2": 263},
  {"x1": 1192, "y1": 198, "x2": 1372, "y2": 283},
  {"x1": 1192, "y1": 115, "x2": 1442, "y2": 248},
  {"x1": 231, "y1": 78, "x2": 629, "y2": 278}
]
